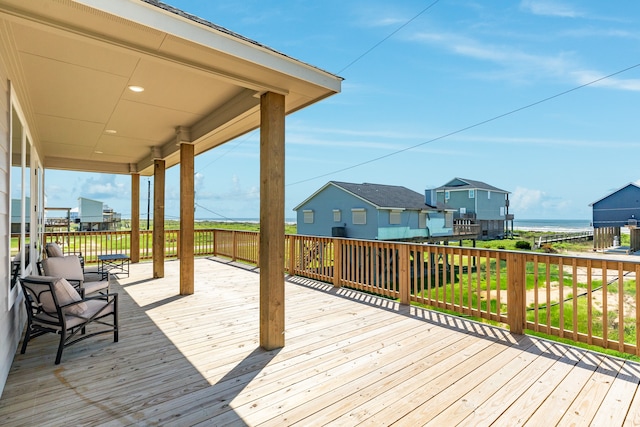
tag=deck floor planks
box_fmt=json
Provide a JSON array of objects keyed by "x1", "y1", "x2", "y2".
[
  {"x1": 558, "y1": 355, "x2": 625, "y2": 425},
  {"x1": 522, "y1": 352, "x2": 608, "y2": 425},
  {"x1": 590, "y1": 360, "x2": 640, "y2": 427},
  {"x1": 422, "y1": 337, "x2": 555, "y2": 426},
  {"x1": 1, "y1": 257, "x2": 639, "y2": 426},
  {"x1": 124, "y1": 308, "x2": 456, "y2": 425}
]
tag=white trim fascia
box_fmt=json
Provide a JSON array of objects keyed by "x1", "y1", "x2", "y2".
[{"x1": 74, "y1": 0, "x2": 342, "y2": 92}]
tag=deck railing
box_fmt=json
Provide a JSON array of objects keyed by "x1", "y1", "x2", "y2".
[{"x1": 13, "y1": 230, "x2": 639, "y2": 356}]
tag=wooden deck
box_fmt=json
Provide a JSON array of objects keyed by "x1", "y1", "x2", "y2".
[{"x1": 1, "y1": 257, "x2": 640, "y2": 426}]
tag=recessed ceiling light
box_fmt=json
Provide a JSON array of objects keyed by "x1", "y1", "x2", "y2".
[
  {"x1": 105, "y1": 129, "x2": 117, "y2": 134},
  {"x1": 128, "y1": 85, "x2": 144, "y2": 93}
]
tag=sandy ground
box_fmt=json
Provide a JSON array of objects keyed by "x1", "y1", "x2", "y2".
[{"x1": 482, "y1": 247, "x2": 639, "y2": 322}]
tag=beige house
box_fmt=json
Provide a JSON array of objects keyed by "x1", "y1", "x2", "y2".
[{"x1": 0, "y1": 0, "x2": 341, "y2": 394}]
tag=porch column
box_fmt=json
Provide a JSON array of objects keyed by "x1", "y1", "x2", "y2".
[
  {"x1": 130, "y1": 172, "x2": 140, "y2": 263},
  {"x1": 153, "y1": 159, "x2": 165, "y2": 278},
  {"x1": 178, "y1": 127, "x2": 194, "y2": 295},
  {"x1": 259, "y1": 91, "x2": 285, "y2": 350}
]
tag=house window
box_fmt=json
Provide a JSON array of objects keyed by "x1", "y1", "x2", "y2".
[
  {"x1": 303, "y1": 210, "x2": 314, "y2": 224},
  {"x1": 469, "y1": 189, "x2": 475, "y2": 199},
  {"x1": 445, "y1": 190, "x2": 450, "y2": 200},
  {"x1": 333, "y1": 209, "x2": 341, "y2": 222},
  {"x1": 352, "y1": 208, "x2": 366, "y2": 225},
  {"x1": 488, "y1": 191, "x2": 491, "y2": 199},
  {"x1": 419, "y1": 212, "x2": 427, "y2": 229},
  {"x1": 500, "y1": 207, "x2": 505, "y2": 216},
  {"x1": 460, "y1": 207, "x2": 466, "y2": 215},
  {"x1": 445, "y1": 212, "x2": 453, "y2": 228},
  {"x1": 389, "y1": 210, "x2": 401, "y2": 225}
]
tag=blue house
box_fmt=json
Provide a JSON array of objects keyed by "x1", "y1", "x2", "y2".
[
  {"x1": 427, "y1": 177, "x2": 512, "y2": 239},
  {"x1": 589, "y1": 183, "x2": 640, "y2": 251},
  {"x1": 294, "y1": 181, "x2": 453, "y2": 241}
]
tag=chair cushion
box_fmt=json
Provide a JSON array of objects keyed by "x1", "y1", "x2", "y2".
[
  {"x1": 46, "y1": 243, "x2": 64, "y2": 257},
  {"x1": 83, "y1": 280, "x2": 109, "y2": 295},
  {"x1": 41, "y1": 256, "x2": 84, "y2": 281},
  {"x1": 38, "y1": 277, "x2": 88, "y2": 316}
]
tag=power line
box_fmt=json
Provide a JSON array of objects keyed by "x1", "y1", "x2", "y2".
[
  {"x1": 287, "y1": 62, "x2": 640, "y2": 187},
  {"x1": 338, "y1": 0, "x2": 441, "y2": 74}
]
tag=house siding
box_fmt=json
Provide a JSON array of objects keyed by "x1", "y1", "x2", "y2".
[
  {"x1": 592, "y1": 184, "x2": 640, "y2": 228},
  {"x1": 0, "y1": 49, "x2": 25, "y2": 396},
  {"x1": 296, "y1": 184, "x2": 378, "y2": 239}
]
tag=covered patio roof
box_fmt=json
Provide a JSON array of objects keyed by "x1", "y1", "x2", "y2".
[{"x1": 0, "y1": 0, "x2": 341, "y2": 175}]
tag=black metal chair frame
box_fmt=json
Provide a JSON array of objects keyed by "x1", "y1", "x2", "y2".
[{"x1": 19, "y1": 276, "x2": 118, "y2": 364}]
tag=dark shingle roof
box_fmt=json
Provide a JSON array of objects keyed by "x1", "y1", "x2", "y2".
[
  {"x1": 435, "y1": 177, "x2": 508, "y2": 193},
  {"x1": 330, "y1": 181, "x2": 428, "y2": 210}
]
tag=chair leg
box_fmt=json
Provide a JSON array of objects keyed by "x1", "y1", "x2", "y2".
[
  {"x1": 20, "y1": 327, "x2": 31, "y2": 355},
  {"x1": 55, "y1": 330, "x2": 66, "y2": 365},
  {"x1": 114, "y1": 299, "x2": 119, "y2": 343}
]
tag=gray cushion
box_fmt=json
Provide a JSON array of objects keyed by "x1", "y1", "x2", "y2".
[
  {"x1": 41, "y1": 256, "x2": 84, "y2": 281},
  {"x1": 37, "y1": 276, "x2": 88, "y2": 315},
  {"x1": 46, "y1": 243, "x2": 64, "y2": 257}
]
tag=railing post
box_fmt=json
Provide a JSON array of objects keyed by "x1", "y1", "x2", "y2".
[
  {"x1": 506, "y1": 252, "x2": 526, "y2": 334},
  {"x1": 333, "y1": 238, "x2": 342, "y2": 288},
  {"x1": 287, "y1": 235, "x2": 294, "y2": 275},
  {"x1": 232, "y1": 230, "x2": 237, "y2": 261},
  {"x1": 399, "y1": 244, "x2": 410, "y2": 305}
]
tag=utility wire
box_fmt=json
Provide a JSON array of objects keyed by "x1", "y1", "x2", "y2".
[
  {"x1": 338, "y1": 0, "x2": 441, "y2": 74},
  {"x1": 287, "y1": 62, "x2": 640, "y2": 187}
]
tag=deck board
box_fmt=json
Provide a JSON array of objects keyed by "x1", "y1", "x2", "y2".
[{"x1": 1, "y1": 257, "x2": 639, "y2": 426}]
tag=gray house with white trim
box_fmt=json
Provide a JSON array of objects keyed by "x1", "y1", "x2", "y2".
[
  {"x1": 294, "y1": 181, "x2": 454, "y2": 241},
  {"x1": 427, "y1": 178, "x2": 512, "y2": 239}
]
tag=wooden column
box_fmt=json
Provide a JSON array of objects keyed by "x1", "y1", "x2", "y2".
[
  {"x1": 130, "y1": 173, "x2": 140, "y2": 263},
  {"x1": 153, "y1": 159, "x2": 165, "y2": 279},
  {"x1": 179, "y1": 140, "x2": 194, "y2": 295},
  {"x1": 259, "y1": 91, "x2": 285, "y2": 350},
  {"x1": 506, "y1": 252, "x2": 525, "y2": 334}
]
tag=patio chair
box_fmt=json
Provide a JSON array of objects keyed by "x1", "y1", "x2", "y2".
[
  {"x1": 19, "y1": 275, "x2": 118, "y2": 364},
  {"x1": 45, "y1": 242, "x2": 84, "y2": 270},
  {"x1": 41, "y1": 255, "x2": 109, "y2": 297}
]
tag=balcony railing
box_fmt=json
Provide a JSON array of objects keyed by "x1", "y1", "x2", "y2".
[{"x1": 11, "y1": 229, "x2": 640, "y2": 357}]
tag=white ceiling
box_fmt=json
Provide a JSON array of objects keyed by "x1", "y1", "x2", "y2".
[{"x1": 0, "y1": 0, "x2": 341, "y2": 176}]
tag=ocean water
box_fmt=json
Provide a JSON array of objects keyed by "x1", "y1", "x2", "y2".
[{"x1": 512, "y1": 219, "x2": 592, "y2": 232}]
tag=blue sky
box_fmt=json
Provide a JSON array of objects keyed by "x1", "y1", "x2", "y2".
[{"x1": 45, "y1": 0, "x2": 640, "y2": 221}]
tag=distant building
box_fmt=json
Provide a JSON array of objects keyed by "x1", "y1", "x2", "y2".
[
  {"x1": 294, "y1": 181, "x2": 454, "y2": 241},
  {"x1": 589, "y1": 183, "x2": 640, "y2": 251},
  {"x1": 77, "y1": 197, "x2": 121, "y2": 231},
  {"x1": 427, "y1": 177, "x2": 512, "y2": 240}
]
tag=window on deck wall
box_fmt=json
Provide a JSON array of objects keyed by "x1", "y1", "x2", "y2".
[
  {"x1": 389, "y1": 210, "x2": 401, "y2": 225},
  {"x1": 419, "y1": 212, "x2": 427, "y2": 229},
  {"x1": 445, "y1": 212, "x2": 453, "y2": 228},
  {"x1": 352, "y1": 208, "x2": 366, "y2": 225},
  {"x1": 333, "y1": 209, "x2": 341, "y2": 222},
  {"x1": 303, "y1": 210, "x2": 314, "y2": 224}
]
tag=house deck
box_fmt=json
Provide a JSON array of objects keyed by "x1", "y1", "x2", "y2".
[{"x1": 1, "y1": 258, "x2": 640, "y2": 426}]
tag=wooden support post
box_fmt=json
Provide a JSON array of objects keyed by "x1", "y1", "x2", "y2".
[
  {"x1": 506, "y1": 252, "x2": 525, "y2": 334},
  {"x1": 130, "y1": 173, "x2": 140, "y2": 263},
  {"x1": 399, "y1": 244, "x2": 410, "y2": 305},
  {"x1": 179, "y1": 139, "x2": 194, "y2": 295},
  {"x1": 333, "y1": 238, "x2": 342, "y2": 288},
  {"x1": 259, "y1": 92, "x2": 285, "y2": 350},
  {"x1": 153, "y1": 159, "x2": 165, "y2": 279}
]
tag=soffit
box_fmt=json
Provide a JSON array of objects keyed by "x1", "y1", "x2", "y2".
[{"x1": 0, "y1": 0, "x2": 341, "y2": 175}]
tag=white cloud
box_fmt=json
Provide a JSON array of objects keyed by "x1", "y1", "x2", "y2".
[
  {"x1": 511, "y1": 186, "x2": 545, "y2": 212},
  {"x1": 520, "y1": 0, "x2": 583, "y2": 18},
  {"x1": 81, "y1": 175, "x2": 127, "y2": 200},
  {"x1": 570, "y1": 69, "x2": 640, "y2": 91}
]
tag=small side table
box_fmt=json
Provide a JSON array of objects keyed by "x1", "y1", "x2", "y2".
[{"x1": 97, "y1": 254, "x2": 130, "y2": 280}]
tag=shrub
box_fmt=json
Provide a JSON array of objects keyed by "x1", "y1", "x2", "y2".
[{"x1": 515, "y1": 240, "x2": 531, "y2": 250}]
